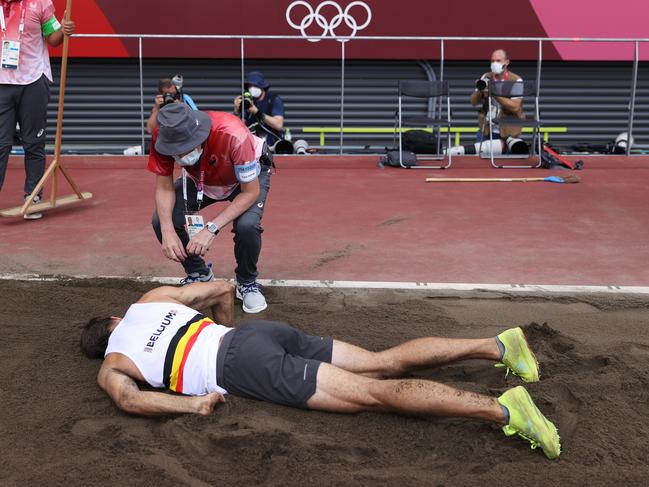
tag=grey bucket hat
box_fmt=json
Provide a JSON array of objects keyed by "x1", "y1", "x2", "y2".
[{"x1": 155, "y1": 104, "x2": 211, "y2": 156}]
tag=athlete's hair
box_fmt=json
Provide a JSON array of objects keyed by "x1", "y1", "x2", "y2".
[{"x1": 80, "y1": 317, "x2": 114, "y2": 359}]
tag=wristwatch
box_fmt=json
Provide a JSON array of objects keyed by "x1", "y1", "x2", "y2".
[{"x1": 206, "y1": 221, "x2": 219, "y2": 235}]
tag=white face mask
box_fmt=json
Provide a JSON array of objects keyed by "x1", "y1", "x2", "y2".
[
  {"x1": 491, "y1": 62, "x2": 506, "y2": 75},
  {"x1": 249, "y1": 86, "x2": 263, "y2": 98},
  {"x1": 173, "y1": 147, "x2": 203, "y2": 166}
]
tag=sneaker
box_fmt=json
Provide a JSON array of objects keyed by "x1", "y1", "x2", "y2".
[
  {"x1": 498, "y1": 386, "x2": 561, "y2": 460},
  {"x1": 23, "y1": 195, "x2": 43, "y2": 220},
  {"x1": 236, "y1": 281, "x2": 267, "y2": 313},
  {"x1": 495, "y1": 327, "x2": 540, "y2": 383},
  {"x1": 180, "y1": 263, "x2": 214, "y2": 285}
]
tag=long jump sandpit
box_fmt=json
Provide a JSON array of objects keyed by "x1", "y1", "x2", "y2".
[{"x1": 1, "y1": 278, "x2": 648, "y2": 486}]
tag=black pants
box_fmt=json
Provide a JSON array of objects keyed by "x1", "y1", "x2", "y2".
[
  {"x1": 0, "y1": 75, "x2": 50, "y2": 195},
  {"x1": 151, "y1": 167, "x2": 272, "y2": 283}
]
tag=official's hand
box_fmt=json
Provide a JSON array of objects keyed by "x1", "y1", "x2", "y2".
[
  {"x1": 186, "y1": 228, "x2": 216, "y2": 257},
  {"x1": 194, "y1": 392, "x2": 225, "y2": 416},
  {"x1": 161, "y1": 230, "x2": 187, "y2": 262},
  {"x1": 62, "y1": 11, "x2": 75, "y2": 36},
  {"x1": 154, "y1": 94, "x2": 165, "y2": 108}
]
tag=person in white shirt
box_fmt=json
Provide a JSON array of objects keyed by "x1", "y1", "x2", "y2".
[{"x1": 80, "y1": 281, "x2": 561, "y2": 459}]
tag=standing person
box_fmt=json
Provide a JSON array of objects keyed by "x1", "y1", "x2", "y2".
[
  {"x1": 234, "y1": 71, "x2": 285, "y2": 148},
  {"x1": 0, "y1": 0, "x2": 74, "y2": 219},
  {"x1": 149, "y1": 103, "x2": 272, "y2": 313}
]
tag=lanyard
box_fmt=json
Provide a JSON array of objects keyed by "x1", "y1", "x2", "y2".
[
  {"x1": 0, "y1": 1, "x2": 26, "y2": 38},
  {"x1": 181, "y1": 157, "x2": 206, "y2": 213}
]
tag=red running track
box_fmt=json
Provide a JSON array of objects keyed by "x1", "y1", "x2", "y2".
[{"x1": 0, "y1": 155, "x2": 648, "y2": 286}]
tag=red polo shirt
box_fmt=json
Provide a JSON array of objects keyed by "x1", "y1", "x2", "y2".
[{"x1": 148, "y1": 111, "x2": 264, "y2": 200}]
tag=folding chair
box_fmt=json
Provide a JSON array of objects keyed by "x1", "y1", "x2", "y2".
[
  {"x1": 395, "y1": 80, "x2": 453, "y2": 169},
  {"x1": 483, "y1": 80, "x2": 542, "y2": 169}
]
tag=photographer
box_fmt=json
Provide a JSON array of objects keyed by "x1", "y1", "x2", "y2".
[
  {"x1": 470, "y1": 49, "x2": 524, "y2": 145},
  {"x1": 234, "y1": 71, "x2": 284, "y2": 147},
  {"x1": 146, "y1": 76, "x2": 197, "y2": 134}
]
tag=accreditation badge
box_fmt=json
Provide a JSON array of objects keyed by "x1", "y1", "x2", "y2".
[
  {"x1": 1, "y1": 40, "x2": 20, "y2": 69},
  {"x1": 184, "y1": 213, "x2": 205, "y2": 239}
]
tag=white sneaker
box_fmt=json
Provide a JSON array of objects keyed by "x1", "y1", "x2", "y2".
[
  {"x1": 180, "y1": 264, "x2": 214, "y2": 285},
  {"x1": 23, "y1": 195, "x2": 43, "y2": 220},
  {"x1": 236, "y1": 281, "x2": 267, "y2": 313}
]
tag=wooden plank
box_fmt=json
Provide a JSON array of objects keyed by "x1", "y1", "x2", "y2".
[
  {"x1": 301, "y1": 127, "x2": 568, "y2": 134},
  {"x1": 0, "y1": 192, "x2": 92, "y2": 217},
  {"x1": 425, "y1": 178, "x2": 545, "y2": 183}
]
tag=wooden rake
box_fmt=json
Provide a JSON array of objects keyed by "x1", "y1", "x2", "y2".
[
  {"x1": 1, "y1": 0, "x2": 92, "y2": 218},
  {"x1": 425, "y1": 175, "x2": 581, "y2": 184}
]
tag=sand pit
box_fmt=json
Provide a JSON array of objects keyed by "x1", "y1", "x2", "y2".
[{"x1": 1, "y1": 279, "x2": 648, "y2": 486}]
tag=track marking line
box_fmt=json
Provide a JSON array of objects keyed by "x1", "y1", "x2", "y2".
[{"x1": 2, "y1": 274, "x2": 649, "y2": 294}]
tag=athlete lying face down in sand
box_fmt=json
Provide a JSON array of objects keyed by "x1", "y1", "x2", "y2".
[{"x1": 80, "y1": 281, "x2": 561, "y2": 459}]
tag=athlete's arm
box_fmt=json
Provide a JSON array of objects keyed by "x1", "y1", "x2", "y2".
[
  {"x1": 98, "y1": 356, "x2": 225, "y2": 417},
  {"x1": 138, "y1": 281, "x2": 235, "y2": 325}
]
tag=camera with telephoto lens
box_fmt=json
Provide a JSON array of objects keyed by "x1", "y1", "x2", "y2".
[
  {"x1": 476, "y1": 79, "x2": 488, "y2": 91},
  {"x1": 172, "y1": 74, "x2": 183, "y2": 92},
  {"x1": 161, "y1": 91, "x2": 181, "y2": 107},
  {"x1": 242, "y1": 91, "x2": 254, "y2": 111}
]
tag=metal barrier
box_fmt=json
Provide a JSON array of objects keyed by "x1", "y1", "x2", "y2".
[{"x1": 73, "y1": 34, "x2": 645, "y2": 156}]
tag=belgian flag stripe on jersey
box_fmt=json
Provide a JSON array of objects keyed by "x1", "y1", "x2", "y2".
[{"x1": 163, "y1": 313, "x2": 214, "y2": 392}]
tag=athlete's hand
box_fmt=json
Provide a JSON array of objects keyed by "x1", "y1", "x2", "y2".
[
  {"x1": 194, "y1": 392, "x2": 225, "y2": 416},
  {"x1": 161, "y1": 230, "x2": 187, "y2": 262},
  {"x1": 186, "y1": 228, "x2": 216, "y2": 257}
]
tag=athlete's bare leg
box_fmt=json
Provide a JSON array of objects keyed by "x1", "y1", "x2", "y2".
[
  {"x1": 331, "y1": 336, "x2": 501, "y2": 377},
  {"x1": 307, "y1": 363, "x2": 505, "y2": 424}
]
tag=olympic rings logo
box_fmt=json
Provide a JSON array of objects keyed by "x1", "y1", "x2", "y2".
[{"x1": 286, "y1": 1, "x2": 372, "y2": 43}]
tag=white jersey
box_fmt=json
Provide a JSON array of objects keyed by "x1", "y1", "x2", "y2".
[{"x1": 105, "y1": 302, "x2": 233, "y2": 396}]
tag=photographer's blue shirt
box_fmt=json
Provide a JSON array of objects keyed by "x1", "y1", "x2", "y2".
[
  {"x1": 183, "y1": 93, "x2": 198, "y2": 111},
  {"x1": 244, "y1": 91, "x2": 284, "y2": 146}
]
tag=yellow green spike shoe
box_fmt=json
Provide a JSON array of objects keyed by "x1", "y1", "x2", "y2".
[
  {"x1": 496, "y1": 327, "x2": 540, "y2": 383},
  {"x1": 498, "y1": 386, "x2": 561, "y2": 460}
]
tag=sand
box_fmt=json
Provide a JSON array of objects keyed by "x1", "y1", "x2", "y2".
[{"x1": 1, "y1": 279, "x2": 648, "y2": 486}]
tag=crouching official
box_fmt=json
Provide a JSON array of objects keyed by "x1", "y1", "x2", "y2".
[{"x1": 149, "y1": 104, "x2": 272, "y2": 313}]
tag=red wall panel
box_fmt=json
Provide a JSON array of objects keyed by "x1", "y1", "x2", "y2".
[{"x1": 51, "y1": 0, "x2": 648, "y2": 60}]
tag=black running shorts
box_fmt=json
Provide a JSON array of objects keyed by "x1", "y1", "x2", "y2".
[{"x1": 216, "y1": 320, "x2": 333, "y2": 408}]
